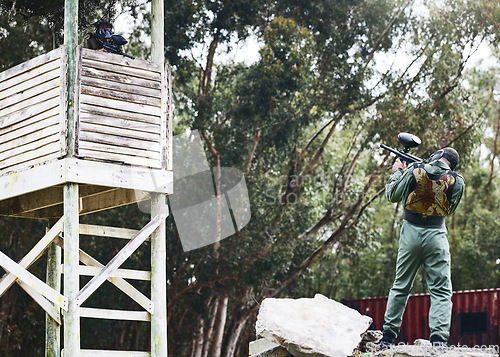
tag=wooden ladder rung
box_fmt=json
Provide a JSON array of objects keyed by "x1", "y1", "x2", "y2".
[
  {"x1": 79, "y1": 224, "x2": 142, "y2": 240},
  {"x1": 60, "y1": 265, "x2": 151, "y2": 281},
  {"x1": 79, "y1": 350, "x2": 150, "y2": 356},
  {"x1": 78, "y1": 265, "x2": 151, "y2": 281},
  {"x1": 80, "y1": 307, "x2": 151, "y2": 322}
]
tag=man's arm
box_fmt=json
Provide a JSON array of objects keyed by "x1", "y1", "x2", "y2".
[
  {"x1": 385, "y1": 159, "x2": 413, "y2": 203},
  {"x1": 448, "y1": 174, "x2": 465, "y2": 215}
]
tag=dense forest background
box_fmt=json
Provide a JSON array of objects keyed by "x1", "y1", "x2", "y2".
[{"x1": 0, "y1": 0, "x2": 499, "y2": 356}]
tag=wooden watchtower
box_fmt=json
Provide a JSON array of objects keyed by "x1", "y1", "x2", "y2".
[{"x1": 0, "y1": 1, "x2": 170, "y2": 356}]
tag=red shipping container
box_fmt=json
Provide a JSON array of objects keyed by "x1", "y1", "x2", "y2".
[{"x1": 343, "y1": 288, "x2": 500, "y2": 347}]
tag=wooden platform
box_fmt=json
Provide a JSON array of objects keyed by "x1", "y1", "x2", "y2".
[{"x1": 0, "y1": 46, "x2": 173, "y2": 218}]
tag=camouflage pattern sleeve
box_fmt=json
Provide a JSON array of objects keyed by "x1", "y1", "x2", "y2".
[
  {"x1": 386, "y1": 167, "x2": 412, "y2": 203},
  {"x1": 447, "y1": 174, "x2": 465, "y2": 215}
]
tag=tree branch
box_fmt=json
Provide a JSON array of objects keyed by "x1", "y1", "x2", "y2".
[{"x1": 245, "y1": 129, "x2": 261, "y2": 174}]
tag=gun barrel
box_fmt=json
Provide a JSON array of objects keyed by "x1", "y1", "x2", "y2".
[
  {"x1": 380, "y1": 144, "x2": 423, "y2": 163},
  {"x1": 102, "y1": 43, "x2": 135, "y2": 59}
]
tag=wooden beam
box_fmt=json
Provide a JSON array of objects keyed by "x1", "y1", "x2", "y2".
[
  {"x1": 65, "y1": 158, "x2": 172, "y2": 193},
  {"x1": 79, "y1": 94, "x2": 161, "y2": 117},
  {"x1": 80, "y1": 350, "x2": 150, "y2": 357},
  {"x1": 80, "y1": 307, "x2": 150, "y2": 322},
  {"x1": 79, "y1": 189, "x2": 150, "y2": 216},
  {"x1": 80, "y1": 66, "x2": 161, "y2": 91},
  {"x1": 58, "y1": 45, "x2": 68, "y2": 158},
  {"x1": 151, "y1": 2, "x2": 167, "y2": 351},
  {"x1": 0, "y1": 185, "x2": 119, "y2": 217},
  {"x1": 0, "y1": 159, "x2": 65, "y2": 202},
  {"x1": 0, "y1": 250, "x2": 68, "y2": 311},
  {"x1": 63, "y1": 183, "x2": 80, "y2": 354},
  {"x1": 81, "y1": 56, "x2": 161, "y2": 81},
  {"x1": 79, "y1": 112, "x2": 160, "y2": 134},
  {"x1": 53, "y1": 236, "x2": 153, "y2": 314},
  {"x1": 67, "y1": 265, "x2": 151, "y2": 281},
  {"x1": 79, "y1": 224, "x2": 140, "y2": 240},
  {"x1": 0, "y1": 104, "x2": 59, "y2": 135},
  {"x1": 17, "y1": 279, "x2": 61, "y2": 325},
  {"x1": 164, "y1": 64, "x2": 173, "y2": 170},
  {"x1": 0, "y1": 217, "x2": 64, "y2": 296},
  {"x1": 151, "y1": 0, "x2": 164, "y2": 65},
  {"x1": 81, "y1": 47, "x2": 162, "y2": 73},
  {"x1": 80, "y1": 76, "x2": 161, "y2": 99},
  {"x1": 0, "y1": 71, "x2": 60, "y2": 108},
  {"x1": 75, "y1": 211, "x2": 166, "y2": 308},
  {"x1": 150, "y1": 193, "x2": 167, "y2": 357},
  {"x1": 9, "y1": 188, "x2": 149, "y2": 219},
  {"x1": 0, "y1": 186, "x2": 63, "y2": 216},
  {"x1": 64, "y1": 0, "x2": 78, "y2": 159},
  {"x1": 0, "y1": 48, "x2": 62, "y2": 85},
  {"x1": 45, "y1": 227, "x2": 62, "y2": 357},
  {"x1": 0, "y1": 158, "x2": 172, "y2": 204}
]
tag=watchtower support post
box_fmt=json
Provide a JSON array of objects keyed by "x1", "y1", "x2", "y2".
[
  {"x1": 63, "y1": 183, "x2": 80, "y2": 356},
  {"x1": 59, "y1": 0, "x2": 80, "y2": 356},
  {"x1": 151, "y1": 1, "x2": 168, "y2": 355},
  {"x1": 64, "y1": 0, "x2": 77, "y2": 152},
  {"x1": 45, "y1": 233, "x2": 61, "y2": 357},
  {"x1": 151, "y1": 0, "x2": 165, "y2": 64},
  {"x1": 0, "y1": 0, "x2": 171, "y2": 353},
  {"x1": 151, "y1": 194, "x2": 168, "y2": 356}
]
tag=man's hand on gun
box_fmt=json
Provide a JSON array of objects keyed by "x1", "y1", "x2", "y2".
[{"x1": 392, "y1": 158, "x2": 407, "y2": 173}]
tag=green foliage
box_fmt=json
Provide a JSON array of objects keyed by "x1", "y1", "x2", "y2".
[
  {"x1": 0, "y1": 218, "x2": 48, "y2": 356},
  {"x1": 0, "y1": 13, "x2": 52, "y2": 70},
  {"x1": 1, "y1": 0, "x2": 500, "y2": 355},
  {"x1": 0, "y1": 0, "x2": 143, "y2": 71}
]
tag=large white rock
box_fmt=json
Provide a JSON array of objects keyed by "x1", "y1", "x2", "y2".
[{"x1": 255, "y1": 294, "x2": 372, "y2": 357}]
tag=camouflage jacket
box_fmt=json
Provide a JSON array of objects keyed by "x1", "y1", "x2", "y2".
[{"x1": 386, "y1": 160, "x2": 465, "y2": 216}]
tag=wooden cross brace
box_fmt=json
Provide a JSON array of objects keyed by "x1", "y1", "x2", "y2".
[
  {"x1": 0, "y1": 217, "x2": 66, "y2": 324},
  {"x1": 73, "y1": 211, "x2": 167, "y2": 310},
  {"x1": 0, "y1": 211, "x2": 165, "y2": 325},
  {"x1": 53, "y1": 235, "x2": 154, "y2": 314}
]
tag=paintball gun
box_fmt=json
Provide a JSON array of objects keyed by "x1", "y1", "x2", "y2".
[
  {"x1": 380, "y1": 133, "x2": 424, "y2": 164},
  {"x1": 102, "y1": 34, "x2": 135, "y2": 59}
]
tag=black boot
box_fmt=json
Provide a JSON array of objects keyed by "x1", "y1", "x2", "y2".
[
  {"x1": 430, "y1": 334, "x2": 449, "y2": 347},
  {"x1": 379, "y1": 330, "x2": 396, "y2": 349}
]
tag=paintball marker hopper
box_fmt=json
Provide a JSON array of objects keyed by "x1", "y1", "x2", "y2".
[{"x1": 380, "y1": 133, "x2": 423, "y2": 164}]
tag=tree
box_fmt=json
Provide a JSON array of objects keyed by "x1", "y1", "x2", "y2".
[
  {"x1": 1, "y1": 0, "x2": 499, "y2": 355},
  {"x1": 164, "y1": 0, "x2": 499, "y2": 356},
  {"x1": 0, "y1": 0, "x2": 142, "y2": 70}
]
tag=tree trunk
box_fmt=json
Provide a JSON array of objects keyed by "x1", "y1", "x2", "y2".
[
  {"x1": 484, "y1": 105, "x2": 500, "y2": 208},
  {"x1": 222, "y1": 311, "x2": 250, "y2": 357},
  {"x1": 202, "y1": 297, "x2": 220, "y2": 357},
  {"x1": 199, "y1": 36, "x2": 219, "y2": 97},
  {"x1": 192, "y1": 317, "x2": 204, "y2": 357},
  {"x1": 210, "y1": 296, "x2": 229, "y2": 357}
]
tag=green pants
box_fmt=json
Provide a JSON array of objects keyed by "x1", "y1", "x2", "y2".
[{"x1": 383, "y1": 220, "x2": 452, "y2": 341}]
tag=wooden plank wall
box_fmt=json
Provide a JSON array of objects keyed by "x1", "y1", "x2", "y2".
[
  {"x1": 76, "y1": 47, "x2": 166, "y2": 169},
  {"x1": 0, "y1": 47, "x2": 66, "y2": 174}
]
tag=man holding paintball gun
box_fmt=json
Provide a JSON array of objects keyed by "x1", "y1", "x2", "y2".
[
  {"x1": 85, "y1": 21, "x2": 114, "y2": 52},
  {"x1": 380, "y1": 145, "x2": 465, "y2": 347},
  {"x1": 85, "y1": 21, "x2": 134, "y2": 59}
]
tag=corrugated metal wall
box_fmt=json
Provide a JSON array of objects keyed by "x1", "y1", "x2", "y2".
[{"x1": 344, "y1": 289, "x2": 500, "y2": 346}]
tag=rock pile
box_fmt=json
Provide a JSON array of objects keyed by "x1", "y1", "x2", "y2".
[
  {"x1": 254, "y1": 294, "x2": 372, "y2": 357},
  {"x1": 250, "y1": 295, "x2": 499, "y2": 357}
]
